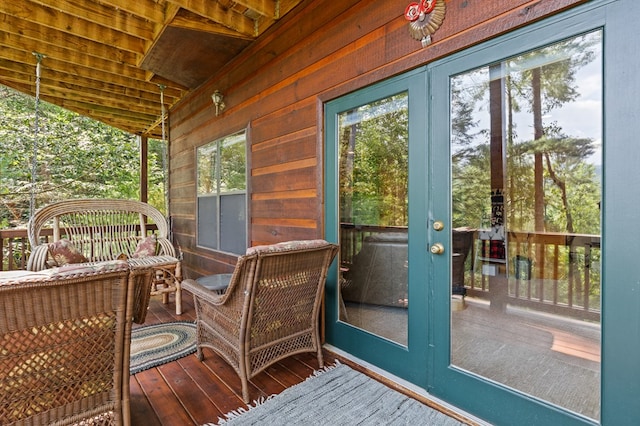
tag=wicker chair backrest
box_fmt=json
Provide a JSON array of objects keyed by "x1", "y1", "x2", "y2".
[
  {"x1": 0, "y1": 268, "x2": 138, "y2": 425},
  {"x1": 27, "y1": 199, "x2": 175, "y2": 271}
]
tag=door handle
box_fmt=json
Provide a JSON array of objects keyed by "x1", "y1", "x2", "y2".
[{"x1": 430, "y1": 243, "x2": 445, "y2": 255}]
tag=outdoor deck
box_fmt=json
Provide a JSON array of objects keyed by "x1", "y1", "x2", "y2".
[
  {"x1": 133, "y1": 291, "x2": 473, "y2": 426},
  {"x1": 131, "y1": 292, "x2": 332, "y2": 425}
]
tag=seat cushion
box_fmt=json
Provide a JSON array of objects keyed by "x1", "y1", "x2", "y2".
[
  {"x1": 127, "y1": 255, "x2": 179, "y2": 269},
  {"x1": 246, "y1": 239, "x2": 330, "y2": 256},
  {"x1": 0, "y1": 260, "x2": 129, "y2": 285}
]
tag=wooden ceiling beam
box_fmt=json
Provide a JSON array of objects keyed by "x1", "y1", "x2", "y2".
[
  {"x1": 0, "y1": 13, "x2": 138, "y2": 66},
  {"x1": 0, "y1": 31, "x2": 154, "y2": 88},
  {"x1": 0, "y1": 0, "x2": 305, "y2": 136},
  {"x1": 232, "y1": 0, "x2": 277, "y2": 19},
  {"x1": 0, "y1": 2, "x2": 146, "y2": 55},
  {"x1": 169, "y1": 10, "x2": 253, "y2": 39},
  {"x1": 0, "y1": 69, "x2": 175, "y2": 117},
  {"x1": 0, "y1": 46, "x2": 184, "y2": 101},
  {"x1": 165, "y1": 0, "x2": 256, "y2": 37},
  {"x1": 27, "y1": 0, "x2": 157, "y2": 40},
  {"x1": 1, "y1": 79, "x2": 158, "y2": 125},
  {"x1": 94, "y1": 0, "x2": 168, "y2": 24}
]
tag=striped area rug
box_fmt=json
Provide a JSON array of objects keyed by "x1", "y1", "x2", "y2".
[
  {"x1": 130, "y1": 321, "x2": 196, "y2": 374},
  {"x1": 209, "y1": 362, "x2": 466, "y2": 425}
]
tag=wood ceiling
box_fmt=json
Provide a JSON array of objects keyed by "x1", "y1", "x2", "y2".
[{"x1": 0, "y1": 0, "x2": 303, "y2": 138}]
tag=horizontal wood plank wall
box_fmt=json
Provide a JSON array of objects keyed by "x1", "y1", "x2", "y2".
[{"x1": 168, "y1": 0, "x2": 588, "y2": 279}]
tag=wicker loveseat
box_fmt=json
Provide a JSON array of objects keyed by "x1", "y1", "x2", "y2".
[
  {"x1": 182, "y1": 239, "x2": 339, "y2": 403},
  {"x1": 0, "y1": 262, "x2": 152, "y2": 425},
  {"x1": 26, "y1": 199, "x2": 183, "y2": 317}
]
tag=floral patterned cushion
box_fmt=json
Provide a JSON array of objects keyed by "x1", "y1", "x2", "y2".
[
  {"x1": 48, "y1": 239, "x2": 89, "y2": 266},
  {"x1": 246, "y1": 239, "x2": 331, "y2": 256},
  {"x1": 132, "y1": 235, "x2": 157, "y2": 258}
]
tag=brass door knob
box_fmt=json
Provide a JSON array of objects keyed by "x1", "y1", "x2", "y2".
[
  {"x1": 430, "y1": 243, "x2": 445, "y2": 255},
  {"x1": 433, "y1": 221, "x2": 445, "y2": 231}
]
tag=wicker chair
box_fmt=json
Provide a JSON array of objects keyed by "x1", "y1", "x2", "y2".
[
  {"x1": 182, "y1": 240, "x2": 339, "y2": 403},
  {"x1": 27, "y1": 198, "x2": 182, "y2": 317},
  {"x1": 0, "y1": 264, "x2": 151, "y2": 425}
]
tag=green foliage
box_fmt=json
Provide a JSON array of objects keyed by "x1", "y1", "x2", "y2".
[
  {"x1": 339, "y1": 94, "x2": 409, "y2": 227},
  {"x1": 0, "y1": 85, "x2": 166, "y2": 226},
  {"x1": 196, "y1": 131, "x2": 246, "y2": 197}
]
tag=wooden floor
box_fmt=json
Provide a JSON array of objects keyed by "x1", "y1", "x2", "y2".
[
  {"x1": 133, "y1": 291, "x2": 479, "y2": 426},
  {"x1": 130, "y1": 292, "x2": 341, "y2": 425}
]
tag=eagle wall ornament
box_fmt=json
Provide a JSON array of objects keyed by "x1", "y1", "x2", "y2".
[{"x1": 405, "y1": 0, "x2": 446, "y2": 47}]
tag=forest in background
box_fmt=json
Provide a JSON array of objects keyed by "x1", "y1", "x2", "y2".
[{"x1": 0, "y1": 85, "x2": 167, "y2": 229}]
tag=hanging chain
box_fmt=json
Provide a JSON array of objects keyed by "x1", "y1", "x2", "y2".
[
  {"x1": 159, "y1": 84, "x2": 169, "y2": 214},
  {"x1": 30, "y1": 52, "x2": 45, "y2": 219}
]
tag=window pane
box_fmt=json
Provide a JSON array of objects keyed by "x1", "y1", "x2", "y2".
[
  {"x1": 220, "y1": 193, "x2": 246, "y2": 254},
  {"x1": 220, "y1": 132, "x2": 246, "y2": 193},
  {"x1": 196, "y1": 130, "x2": 247, "y2": 254},
  {"x1": 197, "y1": 195, "x2": 218, "y2": 249},
  {"x1": 197, "y1": 142, "x2": 217, "y2": 195},
  {"x1": 338, "y1": 92, "x2": 410, "y2": 346}
]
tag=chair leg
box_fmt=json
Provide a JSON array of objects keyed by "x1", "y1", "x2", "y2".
[
  {"x1": 175, "y1": 280, "x2": 182, "y2": 315},
  {"x1": 196, "y1": 345, "x2": 204, "y2": 361},
  {"x1": 241, "y1": 376, "x2": 250, "y2": 403},
  {"x1": 316, "y1": 346, "x2": 324, "y2": 369}
]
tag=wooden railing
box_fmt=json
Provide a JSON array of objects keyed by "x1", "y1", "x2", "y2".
[
  {"x1": 340, "y1": 224, "x2": 601, "y2": 320},
  {"x1": 1, "y1": 227, "x2": 35, "y2": 271}
]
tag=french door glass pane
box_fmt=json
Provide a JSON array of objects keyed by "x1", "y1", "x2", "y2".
[
  {"x1": 338, "y1": 93, "x2": 409, "y2": 346},
  {"x1": 450, "y1": 31, "x2": 602, "y2": 420}
]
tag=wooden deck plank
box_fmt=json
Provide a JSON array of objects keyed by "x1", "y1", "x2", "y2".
[
  {"x1": 157, "y1": 360, "x2": 224, "y2": 425},
  {"x1": 176, "y1": 355, "x2": 244, "y2": 415},
  {"x1": 130, "y1": 374, "x2": 162, "y2": 425},
  {"x1": 135, "y1": 367, "x2": 195, "y2": 425}
]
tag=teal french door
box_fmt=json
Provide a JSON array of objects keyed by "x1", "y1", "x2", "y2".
[
  {"x1": 325, "y1": 1, "x2": 640, "y2": 425},
  {"x1": 324, "y1": 68, "x2": 430, "y2": 384}
]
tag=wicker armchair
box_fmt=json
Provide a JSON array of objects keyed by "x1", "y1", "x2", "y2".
[
  {"x1": 182, "y1": 240, "x2": 339, "y2": 403},
  {"x1": 0, "y1": 264, "x2": 151, "y2": 425}
]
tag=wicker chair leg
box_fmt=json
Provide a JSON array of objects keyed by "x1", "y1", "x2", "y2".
[
  {"x1": 316, "y1": 347, "x2": 324, "y2": 369},
  {"x1": 175, "y1": 280, "x2": 182, "y2": 315},
  {"x1": 241, "y1": 376, "x2": 250, "y2": 403},
  {"x1": 196, "y1": 345, "x2": 204, "y2": 361}
]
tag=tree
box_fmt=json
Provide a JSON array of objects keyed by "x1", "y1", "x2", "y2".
[
  {"x1": 0, "y1": 85, "x2": 166, "y2": 227},
  {"x1": 451, "y1": 31, "x2": 601, "y2": 235},
  {"x1": 339, "y1": 94, "x2": 409, "y2": 227}
]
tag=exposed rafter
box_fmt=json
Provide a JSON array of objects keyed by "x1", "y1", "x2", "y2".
[{"x1": 0, "y1": 0, "x2": 302, "y2": 138}]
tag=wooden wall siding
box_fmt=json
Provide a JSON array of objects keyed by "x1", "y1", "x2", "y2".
[{"x1": 168, "y1": 0, "x2": 587, "y2": 279}]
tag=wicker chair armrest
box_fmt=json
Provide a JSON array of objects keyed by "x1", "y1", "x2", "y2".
[
  {"x1": 26, "y1": 244, "x2": 50, "y2": 271},
  {"x1": 183, "y1": 254, "x2": 255, "y2": 304},
  {"x1": 157, "y1": 238, "x2": 178, "y2": 257},
  {"x1": 182, "y1": 278, "x2": 227, "y2": 305},
  {"x1": 129, "y1": 268, "x2": 154, "y2": 324}
]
